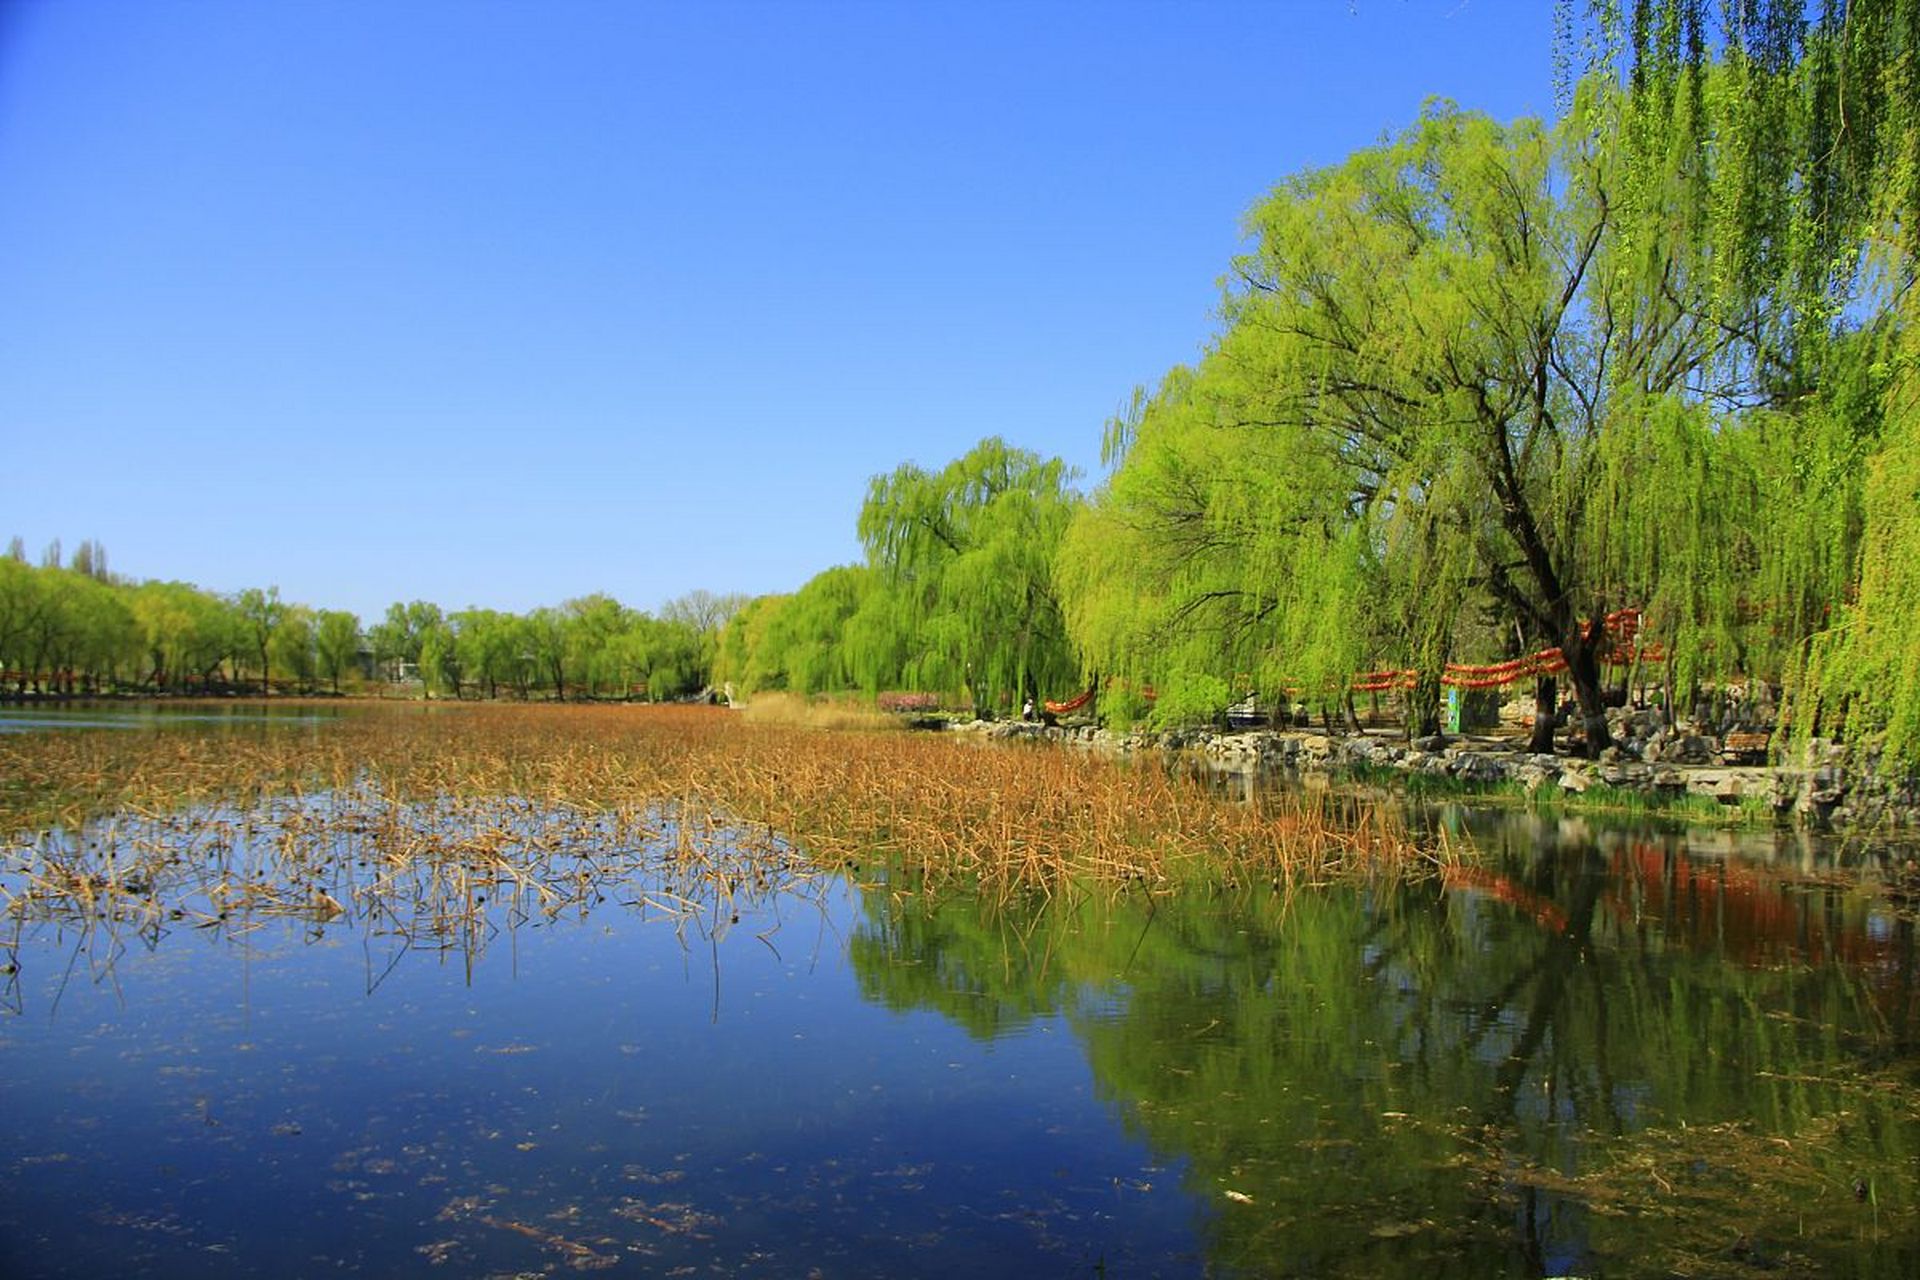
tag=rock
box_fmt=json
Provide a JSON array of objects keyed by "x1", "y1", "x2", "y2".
[
  {"x1": 1600, "y1": 763, "x2": 1650, "y2": 788},
  {"x1": 1666, "y1": 735, "x2": 1717, "y2": 765},
  {"x1": 1514, "y1": 763, "x2": 1558, "y2": 793},
  {"x1": 1450, "y1": 752, "x2": 1507, "y2": 783},
  {"x1": 1036, "y1": 717, "x2": 1920, "y2": 828}
]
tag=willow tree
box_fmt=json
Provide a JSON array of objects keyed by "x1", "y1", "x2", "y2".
[
  {"x1": 560, "y1": 593, "x2": 631, "y2": 698},
  {"x1": 712, "y1": 594, "x2": 787, "y2": 696},
  {"x1": 267, "y1": 605, "x2": 317, "y2": 693},
  {"x1": 315, "y1": 609, "x2": 362, "y2": 695},
  {"x1": 1808, "y1": 313, "x2": 1920, "y2": 762},
  {"x1": 1570, "y1": 0, "x2": 1920, "y2": 762},
  {"x1": 1209, "y1": 88, "x2": 1801, "y2": 752},
  {"x1": 1058, "y1": 368, "x2": 1387, "y2": 728},
  {"x1": 757, "y1": 565, "x2": 871, "y2": 695},
  {"x1": 523, "y1": 606, "x2": 570, "y2": 699},
  {"x1": 417, "y1": 620, "x2": 460, "y2": 698},
  {"x1": 858, "y1": 438, "x2": 1080, "y2": 713},
  {"x1": 130, "y1": 580, "x2": 241, "y2": 691},
  {"x1": 235, "y1": 586, "x2": 285, "y2": 695},
  {"x1": 370, "y1": 600, "x2": 444, "y2": 683},
  {"x1": 835, "y1": 569, "x2": 915, "y2": 695},
  {"x1": 623, "y1": 614, "x2": 709, "y2": 701},
  {"x1": 0, "y1": 557, "x2": 38, "y2": 685},
  {"x1": 1567, "y1": 1, "x2": 1917, "y2": 339}
]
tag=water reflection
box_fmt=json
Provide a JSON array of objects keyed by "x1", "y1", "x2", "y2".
[
  {"x1": 0, "y1": 701, "x2": 352, "y2": 734},
  {"x1": 852, "y1": 809, "x2": 1919, "y2": 1276},
  {"x1": 1, "y1": 787, "x2": 1915, "y2": 1276}
]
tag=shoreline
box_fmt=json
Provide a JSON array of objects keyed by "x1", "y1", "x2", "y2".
[{"x1": 953, "y1": 718, "x2": 1920, "y2": 831}]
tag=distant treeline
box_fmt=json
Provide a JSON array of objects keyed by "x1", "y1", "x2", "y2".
[
  {"x1": 713, "y1": 2, "x2": 1920, "y2": 766},
  {"x1": 0, "y1": 538, "x2": 742, "y2": 702}
]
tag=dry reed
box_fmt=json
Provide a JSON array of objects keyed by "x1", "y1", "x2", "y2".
[
  {"x1": 734, "y1": 691, "x2": 902, "y2": 732},
  {"x1": 0, "y1": 704, "x2": 1441, "y2": 978}
]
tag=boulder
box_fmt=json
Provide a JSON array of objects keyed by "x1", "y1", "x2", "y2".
[
  {"x1": 1514, "y1": 762, "x2": 1559, "y2": 793},
  {"x1": 1449, "y1": 751, "x2": 1508, "y2": 784},
  {"x1": 1665, "y1": 735, "x2": 1718, "y2": 765},
  {"x1": 1599, "y1": 762, "x2": 1651, "y2": 788}
]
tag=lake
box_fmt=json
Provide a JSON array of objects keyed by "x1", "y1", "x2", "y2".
[{"x1": 1, "y1": 705, "x2": 1914, "y2": 1277}]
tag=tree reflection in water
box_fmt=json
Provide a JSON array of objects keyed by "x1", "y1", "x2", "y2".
[{"x1": 850, "y1": 809, "x2": 1919, "y2": 1278}]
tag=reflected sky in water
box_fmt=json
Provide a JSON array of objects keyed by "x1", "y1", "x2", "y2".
[{"x1": 2, "y1": 844, "x2": 1196, "y2": 1278}]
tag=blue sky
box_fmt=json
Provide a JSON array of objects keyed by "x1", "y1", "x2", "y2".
[{"x1": 1, "y1": 1, "x2": 1556, "y2": 623}]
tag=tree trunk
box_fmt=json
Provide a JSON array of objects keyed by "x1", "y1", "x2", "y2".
[
  {"x1": 1562, "y1": 623, "x2": 1614, "y2": 755},
  {"x1": 1408, "y1": 672, "x2": 1444, "y2": 739},
  {"x1": 1527, "y1": 675, "x2": 1558, "y2": 755}
]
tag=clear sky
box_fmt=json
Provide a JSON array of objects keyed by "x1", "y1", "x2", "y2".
[{"x1": 1, "y1": 0, "x2": 1556, "y2": 623}]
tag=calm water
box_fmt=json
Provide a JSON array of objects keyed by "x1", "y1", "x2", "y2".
[
  {"x1": 2, "y1": 717, "x2": 1915, "y2": 1277},
  {"x1": 0, "y1": 701, "x2": 351, "y2": 733}
]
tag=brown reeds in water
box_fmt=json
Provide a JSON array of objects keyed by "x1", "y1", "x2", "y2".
[{"x1": 0, "y1": 704, "x2": 1441, "y2": 973}]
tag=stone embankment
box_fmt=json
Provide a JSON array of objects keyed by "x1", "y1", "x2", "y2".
[{"x1": 953, "y1": 708, "x2": 1920, "y2": 828}]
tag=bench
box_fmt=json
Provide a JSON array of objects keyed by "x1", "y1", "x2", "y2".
[{"x1": 1721, "y1": 730, "x2": 1771, "y2": 763}]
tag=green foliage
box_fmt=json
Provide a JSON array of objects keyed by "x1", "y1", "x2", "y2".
[
  {"x1": 314, "y1": 609, "x2": 362, "y2": 695},
  {"x1": 450, "y1": 609, "x2": 522, "y2": 698},
  {"x1": 129, "y1": 580, "x2": 242, "y2": 689},
  {"x1": 234, "y1": 586, "x2": 286, "y2": 693},
  {"x1": 758, "y1": 565, "x2": 869, "y2": 696},
  {"x1": 859, "y1": 437, "x2": 1080, "y2": 710},
  {"x1": 417, "y1": 622, "x2": 459, "y2": 697},
  {"x1": 713, "y1": 594, "x2": 789, "y2": 696},
  {"x1": 0, "y1": 547, "x2": 737, "y2": 705},
  {"x1": 710, "y1": 438, "x2": 1085, "y2": 711},
  {"x1": 660, "y1": 589, "x2": 743, "y2": 673},
  {"x1": 561, "y1": 594, "x2": 630, "y2": 698},
  {"x1": 369, "y1": 600, "x2": 444, "y2": 679},
  {"x1": 1065, "y1": 93, "x2": 1791, "y2": 744},
  {"x1": 1569, "y1": 0, "x2": 1920, "y2": 764},
  {"x1": 1807, "y1": 308, "x2": 1920, "y2": 765},
  {"x1": 267, "y1": 606, "x2": 317, "y2": 690}
]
